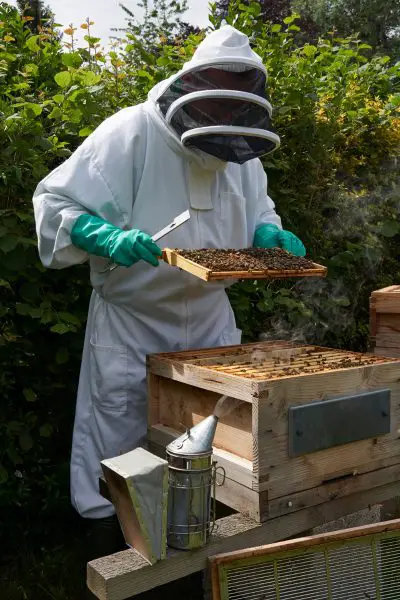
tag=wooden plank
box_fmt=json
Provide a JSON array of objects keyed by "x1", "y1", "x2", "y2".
[
  {"x1": 371, "y1": 285, "x2": 400, "y2": 297},
  {"x1": 266, "y1": 462, "x2": 400, "y2": 518},
  {"x1": 148, "y1": 424, "x2": 254, "y2": 489},
  {"x1": 254, "y1": 356, "x2": 400, "y2": 393},
  {"x1": 87, "y1": 480, "x2": 400, "y2": 600},
  {"x1": 370, "y1": 286, "x2": 400, "y2": 313},
  {"x1": 155, "y1": 378, "x2": 253, "y2": 460},
  {"x1": 162, "y1": 248, "x2": 327, "y2": 281},
  {"x1": 376, "y1": 313, "x2": 400, "y2": 330},
  {"x1": 163, "y1": 248, "x2": 212, "y2": 281},
  {"x1": 376, "y1": 330, "x2": 400, "y2": 348},
  {"x1": 148, "y1": 358, "x2": 254, "y2": 402},
  {"x1": 209, "y1": 517, "x2": 400, "y2": 566},
  {"x1": 207, "y1": 268, "x2": 327, "y2": 280},
  {"x1": 210, "y1": 560, "x2": 221, "y2": 600},
  {"x1": 375, "y1": 346, "x2": 400, "y2": 358}
]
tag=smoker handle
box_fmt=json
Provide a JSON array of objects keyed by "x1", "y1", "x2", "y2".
[{"x1": 211, "y1": 463, "x2": 226, "y2": 534}]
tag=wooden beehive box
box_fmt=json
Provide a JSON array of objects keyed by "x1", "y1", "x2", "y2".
[
  {"x1": 148, "y1": 341, "x2": 400, "y2": 522},
  {"x1": 370, "y1": 285, "x2": 400, "y2": 357}
]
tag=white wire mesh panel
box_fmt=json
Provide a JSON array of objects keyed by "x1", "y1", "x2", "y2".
[
  {"x1": 378, "y1": 536, "x2": 400, "y2": 599},
  {"x1": 215, "y1": 529, "x2": 400, "y2": 600},
  {"x1": 329, "y1": 542, "x2": 376, "y2": 599},
  {"x1": 226, "y1": 562, "x2": 275, "y2": 600}
]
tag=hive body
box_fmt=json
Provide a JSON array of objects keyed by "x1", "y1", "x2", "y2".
[
  {"x1": 370, "y1": 285, "x2": 400, "y2": 357},
  {"x1": 147, "y1": 341, "x2": 400, "y2": 522}
]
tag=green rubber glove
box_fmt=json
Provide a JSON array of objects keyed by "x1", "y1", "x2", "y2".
[
  {"x1": 253, "y1": 223, "x2": 306, "y2": 257},
  {"x1": 71, "y1": 214, "x2": 162, "y2": 267}
]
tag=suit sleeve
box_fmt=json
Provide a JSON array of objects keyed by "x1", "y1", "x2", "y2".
[
  {"x1": 254, "y1": 164, "x2": 282, "y2": 230},
  {"x1": 32, "y1": 106, "x2": 145, "y2": 269}
]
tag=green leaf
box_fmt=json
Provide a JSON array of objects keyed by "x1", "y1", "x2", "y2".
[
  {"x1": 83, "y1": 71, "x2": 101, "y2": 86},
  {"x1": 25, "y1": 63, "x2": 39, "y2": 76},
  {"x1": 58, "y1": 312, "x2": 81, "y2": 326},
  {"x1": 380, "y1": 220, "x2": 400, "y2": 238},
  {"x1": 6, "y1": 448, "x2": 23, "y2": 465},
  {"x1": 25, "y1": 103, "x2": 42, "y2": 117},
  {"x1": 16, "y1": 303, "x2": 32, "y2": 316},
  {"x1": 19, "y1": 432, "x2": 33, "y2": 451},
  {"x1": 25, "y1": 35, "x2": 40, "y2": 52},
  {"x1": 23, "y1": 388, "x2": 37, "y2": 402},
  {"x1": 0, "y1": 279, "x2": 11, "y2": 290},
  {"x1": 79, "y1": 127, "x2": 93, "y2": 137},
  {"x1": 283, "y1": 14, "x2": 299, "y2": 25},
  {"x1": 54, "y1": 71, "x2": 72, "y2": 88},
  {"x1": 0, "y1": 236, "x2": 18, "y2": 253},
  {"x1": 65, "y1": 108, "x2": 83, "y2": 123},
  {"x1": 56, "y1": 347, "x2": 69, "y2": 364},
  {"x1": 62, "y1": 52, "x2": 83, "y2": 68},
  {"x1": 137, "y1": 69, "x2": 152, "y2": 80},
  {"x1": 389, "y1": 94, "x2": 400, "y2": 107},
  {"x1": 48, "y1": 106, "x2": 62, "y2": 119},
  {"x1": 248, "y1": 1, "x2": 261, "y2": 15},
  {"x1": 84, "y1": 35, "x2": 101, "y2": 46},
  {"x1": 0, "y1": 52, "x2": 17, "y2": 62},
  {"x1": 271, "y1": 24, "x2": 282, "y2": 32},
  {"x1": 8, "y1": 421, "x2": 23, "y2": 433},
  {"x1": 302, "y1": 45, "x2": 317, "y2": 57},
  {"x1": 156, "y1": 56, "x2": 171, "y2": 67},
  {"x1": 52, "y1": 94, "x2": 64, "y2": 103},
  {"x1": 39, "y1": 424, "x2": 54, "y2": 438},
  {"x1": 0, "y1": 465, "x2": 8, "y2": 484},
  {"x1": 50, "y1": 323, "x2": 70, "y2": 334}
]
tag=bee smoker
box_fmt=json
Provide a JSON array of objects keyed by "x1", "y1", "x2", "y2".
[{"x1": 165, "y1": 415, "x2": 225, "y2": 550}]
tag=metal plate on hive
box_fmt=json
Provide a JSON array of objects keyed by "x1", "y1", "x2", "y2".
[{"x1": 288, "y1": 388, "x2": 391, "y2": 457}]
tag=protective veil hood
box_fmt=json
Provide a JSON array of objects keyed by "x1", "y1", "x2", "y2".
[{"x1": 148, "y1": 25, "x2": 280, "y2": 165}]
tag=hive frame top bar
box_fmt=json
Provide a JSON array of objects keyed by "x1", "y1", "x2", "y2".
[
  {"x1": 162, "y1": 249, "x2": 327, "y2": 281},
  {"x1": 148, "y1": 341, "x2": 396, "y2": 365},
  {"x1": 147, "y1": 341, "x2": 400, "y2": 397}
]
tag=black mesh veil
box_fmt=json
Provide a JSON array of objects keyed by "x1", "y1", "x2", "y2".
[{"x1": 157, "y1": 64, "x2": 279, "y2": 164}]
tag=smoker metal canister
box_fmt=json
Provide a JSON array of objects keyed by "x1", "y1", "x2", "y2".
[{"x1": 165, "y1": 415, "x2": 224, "y2": 550}]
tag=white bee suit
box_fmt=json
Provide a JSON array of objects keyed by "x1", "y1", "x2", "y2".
[{"x1": 33, "y1": 25, "x2": 281, "y2": 518}]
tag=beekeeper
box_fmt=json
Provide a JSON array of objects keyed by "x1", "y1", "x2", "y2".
[{"x1": 33, "y1": 25, "x2": 305, "y2": 555}]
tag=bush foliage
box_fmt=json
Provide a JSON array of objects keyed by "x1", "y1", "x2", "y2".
[{"x1": 1, "y1": 0, "x2": 400, "y2": 535}]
